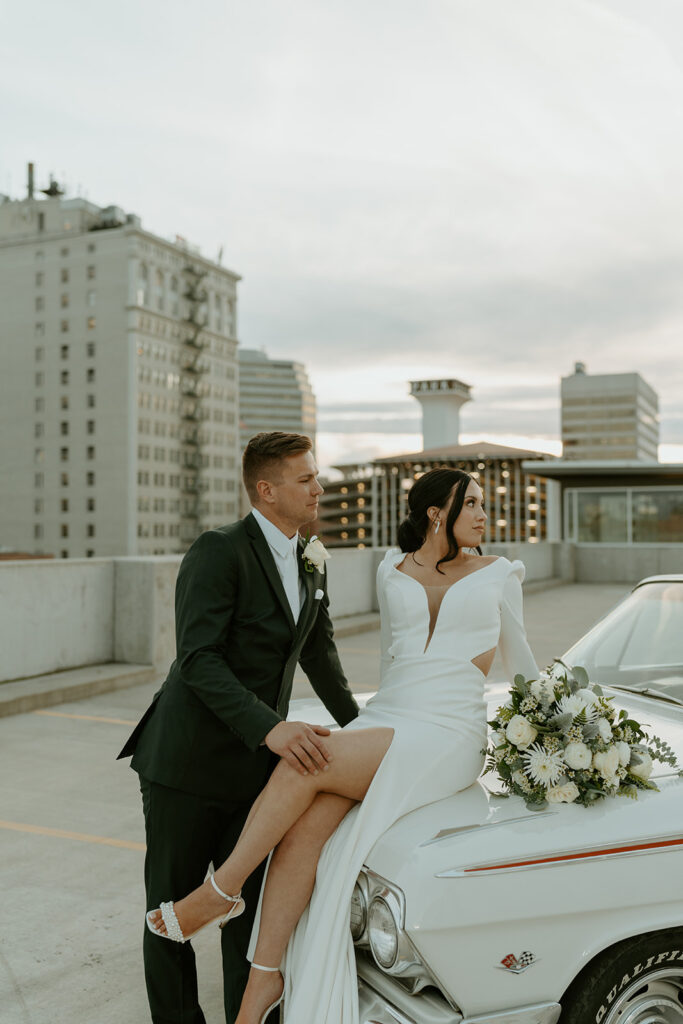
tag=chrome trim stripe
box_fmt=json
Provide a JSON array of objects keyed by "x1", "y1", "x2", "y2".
[
  {"x1": 421, "y1": 811, "x2": 557, "y2": 847},
  {"x1": 462, "y1": 1003, "x2": 561, "y2": 1024},
  {"x1": 437, "y1": 832, "x2": 683, "y2": 878}
]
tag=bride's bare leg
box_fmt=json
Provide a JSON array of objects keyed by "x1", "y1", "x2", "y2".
[
  {"x1": 237, "y1": 793, "x2": 355, "y2": 1023},
  {"x1": 148, "y1": 727, "x2": 393, "y2": 937}
]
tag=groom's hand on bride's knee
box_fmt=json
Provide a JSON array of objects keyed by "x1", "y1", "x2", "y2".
[{"x1": 264, "y1": 721, "x2": 332, "y2": 777}]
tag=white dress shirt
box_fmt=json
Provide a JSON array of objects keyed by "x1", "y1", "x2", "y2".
[{"x1": 251, "y1": 507, "x2": 305, "y2": 622}]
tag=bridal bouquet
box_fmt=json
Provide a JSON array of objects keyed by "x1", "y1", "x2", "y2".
[{"x1": 483, "y1": 662, "x2": 679, "y2": 810}]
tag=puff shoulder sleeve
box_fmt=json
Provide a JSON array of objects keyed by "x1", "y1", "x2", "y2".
[{"x1": 498, "y1": 559, "x2": 540, "y2": 683}]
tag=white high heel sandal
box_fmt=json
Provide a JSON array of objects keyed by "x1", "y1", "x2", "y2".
[
  {"x1": 250, "y1": 961, "x2": 284, "y2": 1024},
  {"x1": 145, "y1": 873, "x2": 245, "y2": 943}
]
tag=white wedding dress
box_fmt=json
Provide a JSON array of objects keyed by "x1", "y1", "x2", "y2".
[{"x1": 249, "y1": 550, "x2": 540, "y2": 1023}]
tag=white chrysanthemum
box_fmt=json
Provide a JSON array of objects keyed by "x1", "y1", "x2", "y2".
[
  {"x1": 523, "y1": 745, "x2": 565, "y2": 787},
  {"x1": 556, "y1": 693, "x2": 597, "y2": 721},
  {"x1": 597, "y1": 718, "x2": 613, "y2": 743},
  {"x1": 564, "y1": 741, "x2": 593, "y2": 770}
]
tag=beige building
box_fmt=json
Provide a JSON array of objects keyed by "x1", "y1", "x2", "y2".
[
  {"x1": 561, "y1": 362, "x2": 659, "y2": 461},
  {"x1": 238, "y1": 347, "x2": 316, "y2": 449},
  {"x1": 0, "y1": 169, "x2": 240, "y2": 557}
]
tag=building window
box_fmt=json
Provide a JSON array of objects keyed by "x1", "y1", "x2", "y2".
[
  {"x1": 34, "y1": 448, "x2": 45, "y2": 463},
  {"x1": 87, "y1": 265, "x2": 96, "y2": 279},
  {"x1": 87, "y1": 242, "x2": 96, "y2": 253},
  {"x1": 34, "y1": 423, "x2": 44, "y2": 438},
  {"x1": 87, "y1": 524, "x2": 95, "y2": 538},
  {"x1": 86, "y1": 341, "x2": 95, "y2": 357},
  {"x1": 60, "y1": 421, "x2": 69, "y2": 436},
  {"x1": 35, "y1": 272, "x2": 44, "y2": 286},
  {"x1": 35, "y1": 322, "x2": 44, "y2": 336},
  {"x1": 86, "y1": 368, "x2": 95, "y2": 383},
  {"x1": 61, "y1": 293, "x2": 69, "y2": 308},
  {"x1": 86, "y1": 549, "x2": 94, "y2": 557},
  {"x1": 86, "y1": 420, "x2": 95, "y2": 434},
  {"x1": 34, "y1": 524, "x2": 43, "y2": 539},
  {"x1": 35, "y1": 397, "x2": 44, "y2": 412},
  {"x1": 34, "y1": 499, "x2": 43, "y2": 514},
  {"x1": 35, "y1": 472, "x2": 44, "y2": 488},
  {"x1": 87, "y1": 316, "x2": 96, "y2": 330},
  {"x1": 60, "y1": 447, "x2": 69, "y2": 461},
  {"x1": 35, "y1": 296, "x2": 44, "y2": 311},
  {"x1": 60, "y1": 344, "x2": 69, "y2": 359},
  {"x1": 87, "y1": 498, "x2": 95, "y2": 511},
  {"x1": 61, "y1": 267, "x2": 69, "y2": 283},
  {"x1": 61, "y1": 498, "x2": 69, "y2": 512},
  {"x1": 35, "y1": 371, "x2": 44, "y2": 386},
  {"x1": 61, "y1": 370, "x2": 69, "y2": 385},
  {"x1": 577, "y1": 492, "x2": 627, "y2": 544},
  {"x1": 61, "y1": 472, "x2": 69, "y2": 486},
  {"x1": 60, "y1": 247, "x2": 69, "y2": 257},
  {"x1": 87, "y1": 472, "x2": 95, "y2": 485},
  {"x1": 61, "y1": 524, "x2": 69, "y2": 538},
  {"x1": 87, "y1": 290, "x2": 96, "y2": 307},
  {"x1": 61, "y1": 320, "x2": 69, "y2": 333},
  {"x1": 86, "y1": 446, "x2": 95, "y2": 460},
  {"x1": 35, "y1": 346, "x2": 44, "y2": 361},
  {"x1": 632, "y1": 491, "x2": 683, "y2": 543},
  {"x1": 60, "y1": 550, "x2": 69, "y2": 559},
  {"x1": 61, "y1": 395, "x2": 70, "y2": 410},
  {"x1": 87, "y1": 394, "x2": 95, "y2": 408}
]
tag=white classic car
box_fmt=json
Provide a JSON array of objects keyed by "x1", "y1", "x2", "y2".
[{"x1": 291, "y1": 574, "x2": 683, "y2": 1024}]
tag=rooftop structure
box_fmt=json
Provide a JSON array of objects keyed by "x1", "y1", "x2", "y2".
[{"x1": 409, "y1": 378, "x2": 472, "y2": 449}]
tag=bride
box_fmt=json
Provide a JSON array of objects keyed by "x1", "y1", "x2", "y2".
[{"x1": 146, "y1": 467, "x2": 540, "y2": 1023}]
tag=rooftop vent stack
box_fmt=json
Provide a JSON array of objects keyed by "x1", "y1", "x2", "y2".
[
  {"x1": 574, "y1": 361, "x2": 587, "y2": 375},
  {"x1": 409, "y1": 378, "x2": 473, "y2": 450},
  {"x1": 28, "y1": 162, "x2": 34, "y2": 199}
]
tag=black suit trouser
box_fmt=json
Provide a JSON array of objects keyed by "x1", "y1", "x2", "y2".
[{"x1": 139, "y1": 775, "x2": 269, "y2": 1024}]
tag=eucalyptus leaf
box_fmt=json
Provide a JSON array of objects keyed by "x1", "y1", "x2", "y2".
[
  {"x1": 583, "y1": 722, "x2": 599, "y2": 740},
  {"x1": 573, "y1": 665, "x2": 589, "y2": 688}
]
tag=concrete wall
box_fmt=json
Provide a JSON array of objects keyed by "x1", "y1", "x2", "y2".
[{"x1": 573, "y1": 544, "x2": 683, "y2": 583}]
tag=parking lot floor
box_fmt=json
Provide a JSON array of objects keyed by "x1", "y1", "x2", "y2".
[{"x1": 0, "y1": 581, "x2": 628, "y2": 1023}]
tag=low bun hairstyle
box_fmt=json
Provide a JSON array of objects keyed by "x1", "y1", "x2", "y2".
[{"x1": 397, "y1": 468, "x2": 482, "y2": 573}]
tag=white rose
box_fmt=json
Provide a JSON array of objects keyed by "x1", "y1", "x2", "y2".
[
  {"x1": 563, "y1": 741, "x2": 592, "y2": 770},
  {"x1": 505, "y1": 715, "x2": 538, "y2": 749},
  {"x1": 576, "y1": 687, "x2": 600, "y2": 706},
  {"x1": 530, "y1": 677, "x2": 554, "y2": 702},
  {"x1": 302, "y1": 536, "x2": 330, "y2": 573},
  {"x1": 546, "y1": 781, "x2": 580, "y2": 804},
  {"x1": 593, "y1": 746, "x2": 620, "y2": 781},
  {"x1": 616, "y1": 741, "x2": 631, "y2": 767},
  {"x1": 597, "y1": 718, "x2": 613, "y2": 743},
  {"x1": 630, "y1": 750, "x2": 653, "y2": 780}
]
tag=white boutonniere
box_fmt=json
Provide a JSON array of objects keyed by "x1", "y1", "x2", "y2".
[{"x1": 301, "y1": 535, "x2": 330, "y2": 574}]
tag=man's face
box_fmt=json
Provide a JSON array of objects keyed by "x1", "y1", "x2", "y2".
[{"x1": 266, "y1": 451, "x2": 324, "y2": 528}]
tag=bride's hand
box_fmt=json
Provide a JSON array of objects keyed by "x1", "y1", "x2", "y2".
[{"x1": 264, "y1": 721, "x2": 333, "y2": 776}]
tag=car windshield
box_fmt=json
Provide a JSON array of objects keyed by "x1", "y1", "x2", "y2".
[{"x1": 561, "y1": 581, "x2": 683, "y2": 700}]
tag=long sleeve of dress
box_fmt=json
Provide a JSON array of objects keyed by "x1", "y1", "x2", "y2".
[{"x1": 498, "y1": 560, "x2": 540, "y2": 683}]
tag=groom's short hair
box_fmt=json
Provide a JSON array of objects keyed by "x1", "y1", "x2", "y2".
[{"x1": 242, "y1": 431, "x2": 313, "y2": 501}]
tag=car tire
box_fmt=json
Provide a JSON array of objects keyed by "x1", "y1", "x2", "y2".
[{"x1": 560, "y1": 927, "x2": 683, "y2": 1024}]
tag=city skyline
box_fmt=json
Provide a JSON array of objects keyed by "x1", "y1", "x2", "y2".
[{"x1": 4, "y1": 0, "x2": 683, "y2": 474}]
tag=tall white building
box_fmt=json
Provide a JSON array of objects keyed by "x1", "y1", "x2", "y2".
[
  {"x1": 561, "y1": 362, "x2": 659, "y2": 461},
  {"x1": 0, "y1": 168, "x2": 241, "y2": 557},
  {"x1": 238, "y1": 348, "x2": 316, "y2": 450}
]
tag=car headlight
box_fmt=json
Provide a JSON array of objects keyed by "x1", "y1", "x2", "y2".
[
  {"x1": 350, "y1": 880, "x2": 367, "y2": 942},
  {"x1": 368, "y1": 896, "x2": 399, "y2": 970}
]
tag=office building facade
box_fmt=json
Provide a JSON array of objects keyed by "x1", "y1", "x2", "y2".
[
  {"x1": 238, "y1": 348, "x2": 316, "y2": 450},
  {"x1": 0, "y1": 172, "x2": 241, "y2": 557}
]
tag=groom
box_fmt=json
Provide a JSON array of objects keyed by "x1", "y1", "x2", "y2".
[{"x1": 118, "y1": 431, "x2": 359, "y2": 1024}]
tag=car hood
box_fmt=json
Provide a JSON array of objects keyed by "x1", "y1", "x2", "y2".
[{"x1": 363, "y1": 683, "x2": 683, "y2": 880}]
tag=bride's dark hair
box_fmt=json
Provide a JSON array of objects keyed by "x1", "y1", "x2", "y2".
[{"x1": 397, "y1": 468, "x2": 482, "y2": 573}]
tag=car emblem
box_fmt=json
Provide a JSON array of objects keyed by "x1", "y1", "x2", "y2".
[{"x1": 498, "y1": 951, "x2": 538, "y2": 973}]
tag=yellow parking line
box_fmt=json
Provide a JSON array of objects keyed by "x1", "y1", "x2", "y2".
[
  {"x1": 34, "y1": 710, "x2": 137, "y2": 726},
  {"x1": 0, "y1": 819, "x2": 145, "y2": 851}
]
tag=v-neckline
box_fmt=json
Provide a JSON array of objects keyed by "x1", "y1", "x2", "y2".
[{"x1": 394, "y1": 557, "x2": 499, "y2": 652}]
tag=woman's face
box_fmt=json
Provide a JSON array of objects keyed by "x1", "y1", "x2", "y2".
[{"x1": 447, "y1": 479, "x2": 487, "y2": 547}]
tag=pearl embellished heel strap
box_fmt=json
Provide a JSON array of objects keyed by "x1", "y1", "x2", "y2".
[{"x1": 145, "y1": 873, "x2": 245, "y2": 944}]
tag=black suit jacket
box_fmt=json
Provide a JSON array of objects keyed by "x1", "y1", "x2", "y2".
[{"x1": 117, "y1": 514, "x2": 359, "y2": 801}]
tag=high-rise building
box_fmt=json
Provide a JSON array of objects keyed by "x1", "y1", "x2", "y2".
[
  {"x1": 561, "y1": 362, "x2": 659, "y2": 461},
  {"x1": 238, "y1": 348, "x2": 316, "y2": 449},
  {"x1": 0, "y1": 166, "x2": 241, "y2": 557}
]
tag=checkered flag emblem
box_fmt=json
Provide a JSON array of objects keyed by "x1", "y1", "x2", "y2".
[{"x1": 500, "y1": 951, "x2": 537, "y2": 973}]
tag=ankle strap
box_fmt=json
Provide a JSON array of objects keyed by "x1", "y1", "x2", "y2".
[
  {"x1": 209, "y1": 873, "x2": 241, "y2": 903},
  {"x1": 250, "y1": 961, "x2": 281, "y2": 972}
]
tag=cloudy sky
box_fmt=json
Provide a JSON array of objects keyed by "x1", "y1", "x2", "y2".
[{"x1": 3, "y1": 0, "x2": 683, "y2": 470}]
